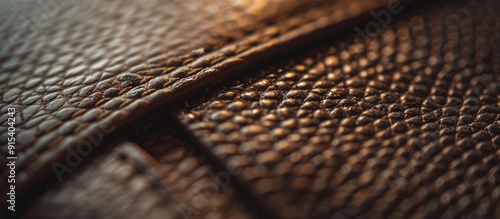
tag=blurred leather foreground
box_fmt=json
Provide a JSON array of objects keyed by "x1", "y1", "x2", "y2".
[{"x1": 0, "y1": 0, "x2": 499, "y2": 218}]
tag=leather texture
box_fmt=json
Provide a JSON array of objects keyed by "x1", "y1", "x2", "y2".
[
  {"x1": 0, "y1": 0, "x2": 499, "y2": 218},
  {"x1": 0, "y1": 0, "x2": 323, "y2": 199},
  {"x1": 178, "y1": 0, "x2": 500, "y2": 218},
  {"x1": 0, "y1": 0, "x2": 385, "y2": 195},
  {"x1": 25, "y1": 126, "x2": 255, "y2": 219}
]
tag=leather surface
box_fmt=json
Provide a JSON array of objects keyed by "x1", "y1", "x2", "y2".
[
  {"x1": 25, "y1": 141, "x2": 187, "y2": 219},
  {"x1": 0, "y1": 0, "x2": 326, "y2": 200},
  {"x1": 177, "y1": 0, "x2": 500, "y2": 218},
  {"x1": 0, "y1": 0, "x2": 390, "y2": 196},
  {"x1": 0, "y1": 0, "x2": 499, "y2": 218},
  {"x1": 24, "y1": 126, "x2": 256, "y2": 219}
]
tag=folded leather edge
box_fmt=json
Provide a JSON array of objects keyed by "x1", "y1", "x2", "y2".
[{"x1": 1, "y1": 0, "x2": 419, "y2": 214}]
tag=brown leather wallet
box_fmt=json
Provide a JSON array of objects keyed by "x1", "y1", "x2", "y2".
[{"x1": 1, "y1": 0, "x2": 499, "y2": 218}]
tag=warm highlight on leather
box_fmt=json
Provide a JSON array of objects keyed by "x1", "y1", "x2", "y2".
[
  {"x1": 0, "y1": 0, "x2": 499, "y2": 218},
  {"x1": 178, "y1": 0, "x2": 500, "y2": 218},
  {"x1": 0, "y1": 0, "x2": 388, "y2": 193}
]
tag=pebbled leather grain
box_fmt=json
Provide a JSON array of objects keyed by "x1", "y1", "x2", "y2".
[
  {"x1": 1, "y1": 0, "x2": 500, "y2": 218},
  {"x1": 177, "y1": 0, "x2": 500, "y2": 218},
  {"x1": 25, "y1": 141, "x2": 188, "y2": 219},
  {"x1": 0, "y1": 0, "x2": 328, "y2": 203},
  {"x1": 24, "y1": 127, "x2": 256, "y2": 219},
  {"x1": 0, "y1": 0, "x2": 393, "y2": 199}
]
